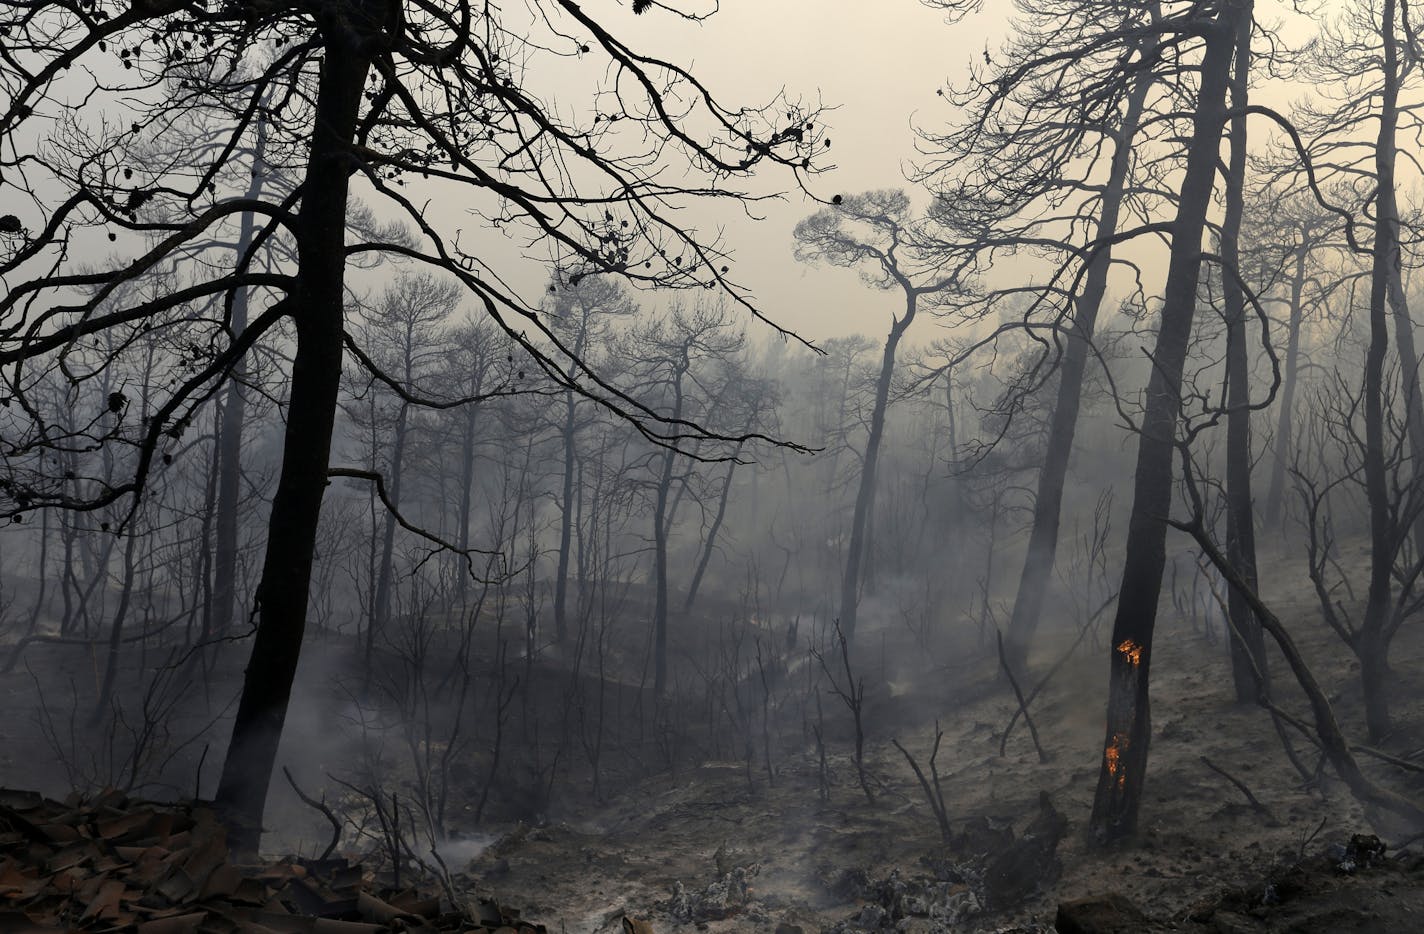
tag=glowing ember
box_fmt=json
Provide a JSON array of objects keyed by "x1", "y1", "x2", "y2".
[
  {"x1": 1105, "y1": 732, "x2": 1128, "y2": 787},
  {"x1": 1117, "y1": 638, "x2": 1143, "y2": 666}
]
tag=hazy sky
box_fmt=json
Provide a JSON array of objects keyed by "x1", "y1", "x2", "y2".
[
  {"x1": 613, "y1": 1, "x2": 1011, "y2": 344},
  {"x1": 356, "y1": 2, "x2": 995, "y2": 347},
  {"x1": 395, "y1": 1, "x2": 1339, "y2": 352},
  {"x1": 577, "y1": 1, "x2": 1337, "y2": 350}
]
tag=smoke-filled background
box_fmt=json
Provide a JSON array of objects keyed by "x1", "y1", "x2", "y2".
[{"x1": 3, "y1": 0, "x2": 1424, "y2": 932}]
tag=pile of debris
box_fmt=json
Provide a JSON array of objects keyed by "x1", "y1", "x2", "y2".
[
  {"x1": 821, "y1": 793, "x2": 1069, "y2": 932},
  {"x1": 0, "y1": 787, "x2": 540, "y2": 933},
  {"x1": 1177, "y1": 832, "x2": 1424, "y2": 933},
  {"x1": 663, "y1": 860, "x2": 766, "y2": 925},
  {"x1": 822, "y1": 866, "x2": 982, "y2": 933},
  {"x1": 1056, "y1": 833, "x2": 1424, "y2": 933}
]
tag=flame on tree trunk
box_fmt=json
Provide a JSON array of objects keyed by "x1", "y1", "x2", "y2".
[{"x1": 1089, "y1": 0, "x2": 1248, "y2": 846}]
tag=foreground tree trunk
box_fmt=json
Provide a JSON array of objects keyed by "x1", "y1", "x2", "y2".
[
  {"x1": 1089, "y1": 0, "x2": 1247, "y2": 845},
  {"x1": 1359, "y1": 0, "x2": 1403, "y2": 743},
  {"x1": 214, "y1": 8, "x2": 377, "y2": 854},
  {"x1": 1004, "y1": 67, "x2": 1153, "y2": 674},
  {"x1": 1220, "y1": 11, "x2": 1270, "y2": 704}
]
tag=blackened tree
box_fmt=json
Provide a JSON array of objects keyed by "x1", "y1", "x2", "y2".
[
  {"x1": 917, "y1": 0, "x2": 1169, "y2": 675},
  {"x1": 793, "y1": 190, "x2": 956, "y2": 643},
  {"x1": 545, "y1": 277, "x2": 638, "y2": 643},
  {"x1": 1090, "y1": 0, "x2": 1253, "y2": 845}
]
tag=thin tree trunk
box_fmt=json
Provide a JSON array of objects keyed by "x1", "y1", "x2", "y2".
[
  {"x1": 195, "y1": 416, "x2": 220, "y2": 649},
  {"x1": 554, "y1": 386, "x2": 577, "y2": 642},
  {"x1": 862, "y1": 487, "x2": 878, "y2": 596},
  {"x1": 456, "y1": 405, "x2": 477, "y2": 610},
  {"x1": 1004, "y1": 67, "x2": 1153, "y2": 673},
  {"x1": 652, "y1": 365, "x2": 685, "y2": 698},
  {"x1": 60, "y1": 507, "x2": 76, "y2": 635},
  {"x1": 212, "y1": 115, "x2": 267, "y2": 640},
  {"x1": 1360, "y1": 0, "x2": 1401, "y2": 743},
  {"x1": 839, "y1": 298, "x2": 914, "y2": 641},
  {"x1": 1263, "y1": 241, "x2": 1307, "y2": 525},
  {"x1": 28, "y1": 505, "x2": 48, "y2": 635},
  {"x1": 1089, "y1": 0, "x2": 1246, "y2": 845},
  {"x1": 368, "y1": 399, "x2": 408, "y2": 687},
  {"x1": 90, "y1": 526, "x2": 139, "y2": 725},
  {"x1": 1221, "y1": 11, "x2": 1269, "y2": 704},
  {"x1": 684, "y1": 449, "x2": 741, "y2": 614}
]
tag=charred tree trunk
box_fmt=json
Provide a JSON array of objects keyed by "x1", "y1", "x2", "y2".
[
  {"x1": 1360, "y1": 0, "x2": 1402, "y2": 743},
  {"x1": 839, "y1": 295, "x2": 915, "y2": 642},
  {"x1": 554, "y1": 324, "x2": 588, "y2": 643},
  {"x1": 196, "y1": 414, "x2": 220, "y2": 647},
  {"x1": 652, "y1": 360, "x2": 686, "y2": 698},
  {"x1": 456, "y1": 404, "x2": 477, "y2": 609},
  {"x1": 1221, "y1": 12, "x2": 1269, "y2": 704},
  {"x1": 28, "y1": 504, "x2": 48, "y2": 635},
  {"x1": 684, "y1": 447, "x2": 741, "y2": 614},
  {"x1": 1263, "y1": 239, "x2": 1307, "y2": 526},
  {"x1": 367, "y1": 397, "x2": 408, "y2": 686},
  {"x1": 1089, "y1": 0, "x2": 1246, "y2": 845},
  {"x1": 211, "y1": 116, "x2": 267, "y2": 640},
  {"x1": 90, "y1": 526, "x2": 139, "y2": 724},
  {"x1": 215, "y1": 3, "x2": 379, "y2": 854},
  {"x1": 1386, "y1": 269, "x2": 1424, "y2": 550},
  {"x1": 59, "y1": 506, "x2": 76, "y2": 635},
  {"x1": 554, "y1": 386, "x2": 578, "y2": 642},
  {"x1": 1004, "y1": 67, "x2": 1153, "y2": 674}
]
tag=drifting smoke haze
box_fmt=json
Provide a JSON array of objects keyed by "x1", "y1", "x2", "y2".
[{"x1": 3, "y1": 0, "x2": 1424, "y2": 932}]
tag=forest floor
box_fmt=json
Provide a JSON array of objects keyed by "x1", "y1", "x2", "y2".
[
  {"x1": 451, "y1": 560, "x2": 1424, "y2": 932},
  {"x1": 5, "y1": 544, "x2": 1424, "y2": 932}
]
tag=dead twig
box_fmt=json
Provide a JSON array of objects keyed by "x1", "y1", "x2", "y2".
[
  {"x1": 812, "y1": 620, "x2": 873, "y2": 804},
  {"x1": 283, "y1": 767, "x2": 340, "y2": 861},
  {"x1": 1000, "y1": 591, "x2": 1115, "y2": 755},
  {"x1": 1297, "y1": 814, "x2": 1328, "y2": 861},
  {"x1": 996, "y1": 629, "x2": 1047, "y2": 763},
  {"x1": 892, "y1": 720, "x2": 951, "y2": 843},
  {"x1": 811, "y1": 692, "x2": 830, "y2": 803},
  {"x1": 1200, "y1": 755, "x2": 1276, "y2": 823},
  {"x1": 1352, "y1": 744, "x2": 1424, "y2": 774}
]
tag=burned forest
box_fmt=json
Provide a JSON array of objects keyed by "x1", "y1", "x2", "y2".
[{"x1": 8, "y1": 0, "x2": 1424, "y2": 932}]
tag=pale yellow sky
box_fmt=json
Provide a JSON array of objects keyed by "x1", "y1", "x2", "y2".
[
  {"x1": 393, "y1": 1, "x2": 1349, "y2": 350},
  {"x1": 588, "y1": 0, "x2": 1331, "y2": 347},
  {"x1": 615, "y1": 1, "x2": 1010, "y2": 343}
]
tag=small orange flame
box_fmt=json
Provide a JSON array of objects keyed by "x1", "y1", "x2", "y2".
[
  {"x1": 1105, "y1": 732, "x2": 1128, "y2": 787},
  {"x1": 1117, "y1": 639, "x2": 1143, "y2": 666}
]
